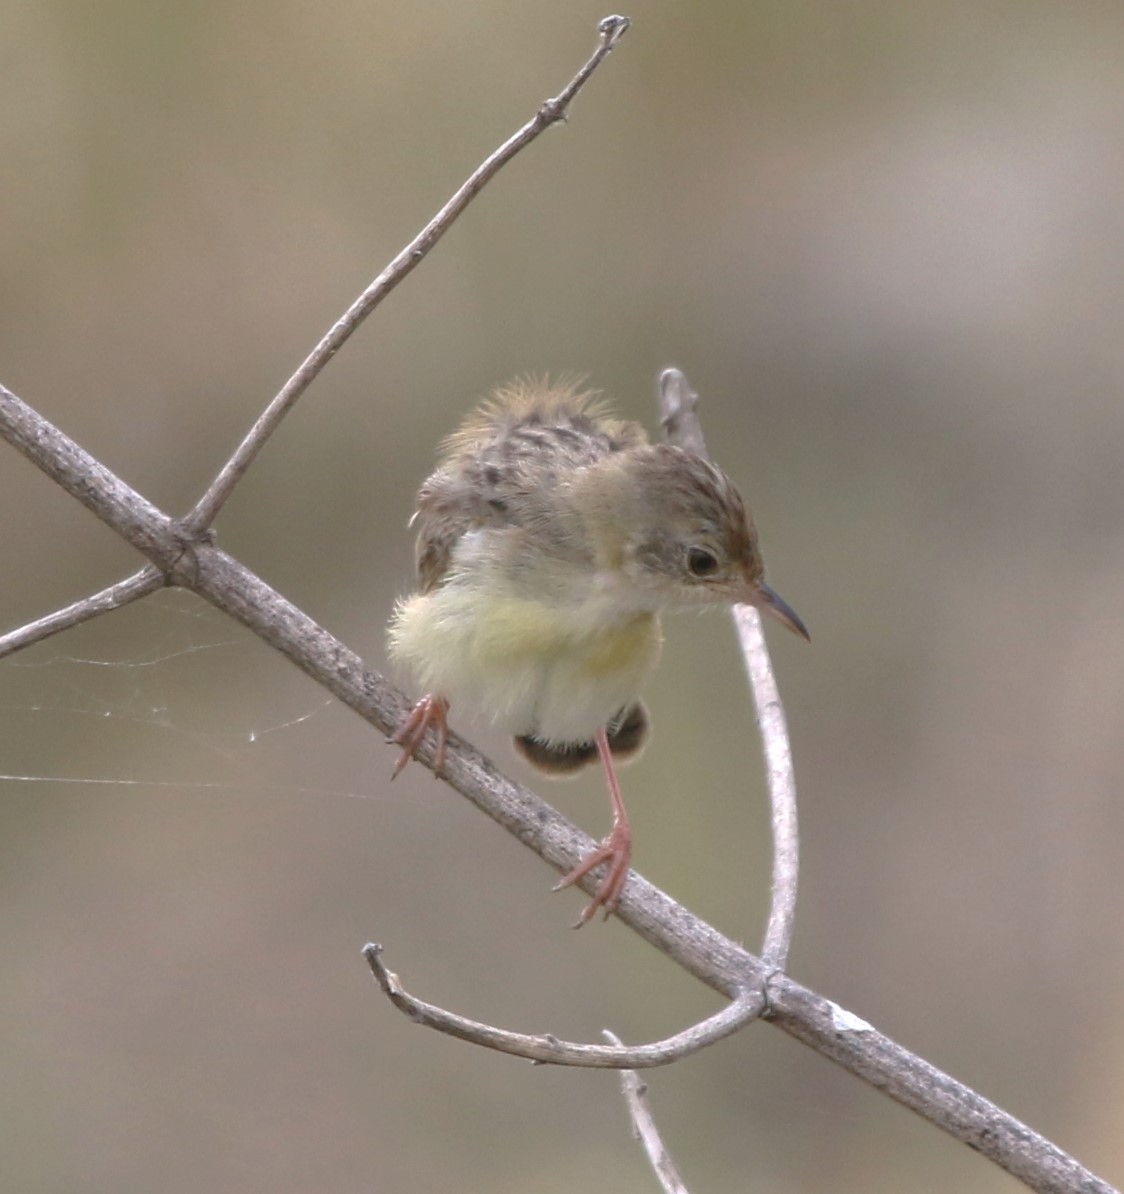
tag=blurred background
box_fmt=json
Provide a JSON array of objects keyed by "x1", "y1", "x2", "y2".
[{"x1": 2, "y1": 2, "x2": 1123, "y2": 1191}]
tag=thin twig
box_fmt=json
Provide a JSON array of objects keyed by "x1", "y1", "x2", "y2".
[
  {"x1": 0, "y1": 566, "x2": 163, "y2": 660},
  {"x1": 0, "y1": 383, "x2": 1115, "y2": 1194},
  {"x1": 603, "y1": 1030, "x2": 692, "y2": 1194},
  {"x1": 659, "y1": 368, "x2": 801, "y2": 971},
  {"x1": 363, "y1": 944, "x2": 764, "y2": 1068},
  {"x1": 182, "y1": 15, "x2": 631, "y2": 534},
  {"x1": 732, "y1": 605, "x2": 799, "y2": 968}
]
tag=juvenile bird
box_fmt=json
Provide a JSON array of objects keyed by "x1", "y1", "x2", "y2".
[{"x1": 388, "y1": 378, "x2": 807, "y2": 925}]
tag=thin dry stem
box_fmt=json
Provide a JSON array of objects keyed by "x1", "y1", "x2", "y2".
[
  {"x1": 659, "y1": 367, "x2": 801, "y2": 970},
  {"x1": 603, "y1": 1030, "x2": 692, "y2": 1194},
  {"x1": 0, "y1": 566, "x2": 163, "y2": 659},
  {"x1": 364, "y1": 944, "x2": 765, "y2": 1068},
  {"x1": 183, "y1": 15, "x2": 630, "y2": 533}
]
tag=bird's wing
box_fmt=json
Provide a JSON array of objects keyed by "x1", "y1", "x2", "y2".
[
  {"x1": 411, "y1": 464, "x2": 499, "y2": 592},
  {"x1": 411, "y1": 378, "x2": 647, "y2": 592}
]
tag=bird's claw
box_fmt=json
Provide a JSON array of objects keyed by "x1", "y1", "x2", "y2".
[
  {"x1": 390, "y1": 694, "x2": 450, "y2": 778},
  {"x1": 553, "y1": 823, "x2": 632, "y2": 927}
]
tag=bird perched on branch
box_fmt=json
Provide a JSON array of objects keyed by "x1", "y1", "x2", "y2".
[{"x1": 388, "y1": 377, "x2": 807, "y2": 925}]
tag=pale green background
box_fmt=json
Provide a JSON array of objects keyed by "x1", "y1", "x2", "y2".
[{"x1": 2, "y1": 3, "x2": 1123, "y2": 1191}]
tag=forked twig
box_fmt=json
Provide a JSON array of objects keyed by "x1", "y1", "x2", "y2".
[
  {"x1": 183, "y1": 15, "x2": 631, "y2": 534},
  {"x1": 0, "y1": 15, "x2": 630, "y2": 659}
]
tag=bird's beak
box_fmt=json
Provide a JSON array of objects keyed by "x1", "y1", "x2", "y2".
[{"x1": 744, "y1": 581, "x2": 810, "y2": 641}]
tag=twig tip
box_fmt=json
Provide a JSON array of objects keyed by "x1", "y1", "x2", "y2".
[
  {"x1": 599, "y1": 15, "x2": 631, "y2": 44},
  {"x1": 362, "y1": 942, "x2": 386, "y2": 974}
]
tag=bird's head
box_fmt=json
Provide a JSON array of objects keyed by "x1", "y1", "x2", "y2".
[{"x1": 579, "y1": 444, "x2": 808, "y2": 639}]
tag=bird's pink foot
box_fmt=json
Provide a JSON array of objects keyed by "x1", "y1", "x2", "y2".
[
  {"x1": 390, "y1": 694, "x2": 450, "y2": 777},
  {"x1": 553, "y1": 820, "x2": 632, "y2": 927}
]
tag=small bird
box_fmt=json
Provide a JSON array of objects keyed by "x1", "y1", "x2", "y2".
[{"x1": 388, "y1": 378, "x2": 807, "y2": 925}]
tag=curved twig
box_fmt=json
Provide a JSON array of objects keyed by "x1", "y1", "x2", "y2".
[
  {"x1": 659, "y1": 368, "x2": 801, "y2": 970},
  {"x1": 183, "y1": 15, "x2": 631, "y2": 534},
  {"x1": 364, "y1": 944, "x2": 765, "y2": 1068},
  {"x1": 732, "y1": 604, "x2": 799, "y2": 967}
]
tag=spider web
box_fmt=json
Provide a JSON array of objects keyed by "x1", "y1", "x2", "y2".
[{"x1": 0, "y1": 590, "x2": 367, "y2": 803}]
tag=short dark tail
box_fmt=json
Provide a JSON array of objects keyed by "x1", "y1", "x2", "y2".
[{"x1": 514, "y1": 702, "x2": 650, "y2": 775}]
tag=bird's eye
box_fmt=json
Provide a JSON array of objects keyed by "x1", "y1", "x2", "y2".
[{"x1": 686, "y1": 547, "x2": 719, "y2": 577}]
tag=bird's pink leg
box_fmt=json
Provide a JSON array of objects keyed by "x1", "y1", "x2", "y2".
[
  {"x1": 390, "y1": 694, "x2": 450, "y2": 778},
  {"x1": 553, "y1": 727, "x2": 632, "y2": 926}
]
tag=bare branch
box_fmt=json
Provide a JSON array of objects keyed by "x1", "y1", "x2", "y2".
[
  {"x1": 0, "y1": 566, "x2": 163, "y2": 660},
  {"x1": 0, "y1": 387, "x2": 189, "y2": 572},
  {"x1": 603, "y1": 1030, "x2": 692, "y2": 1194},
  {"x1": 659, "y1": 368, "x2": 801, "y2": 971},
  {"x1": 183, "y1": 15, "x2": 631, "y2": 533},
  {"x1": 1, "y1": 385, "x2": 1115, "y2": 1193},
  {"x1": 363, "y1": 943, "x2": 765, "y2": 1068}
]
